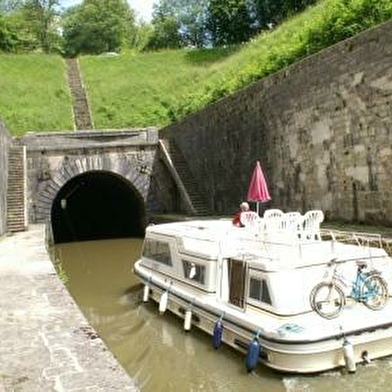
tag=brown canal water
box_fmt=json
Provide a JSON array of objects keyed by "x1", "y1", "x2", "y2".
[{"x1": 53, "y1": 238, "x2": 392, "y2": 392}]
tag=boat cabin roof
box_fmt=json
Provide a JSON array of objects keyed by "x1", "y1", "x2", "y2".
[{"x1": 145, "y1": 220, "x2": 388, "y2": 271}]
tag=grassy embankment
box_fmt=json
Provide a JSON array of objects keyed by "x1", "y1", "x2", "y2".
[
  {"x1": 79, "y1": 47, "x2": 239, "y2": 129},
  {"x1": 1, "y1": 0, "x2": 392, "y2": 135},
  {"x1": 0, "y1": 54, "x2": 73, "y2": 135},
  {"x1": 80, "y1": 0, "x2": 392, "y2": 128}
]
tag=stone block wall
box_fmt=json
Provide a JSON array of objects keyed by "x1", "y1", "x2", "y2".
[
  {"x1": 161, "y1": 20, "x2": 392, "y2": 224},
  {"x1": 21, "y1": 130, "x2": 169, "y2": 224},
  {"x1": 0, "y1": 119, "x2": 11, "y2": 235}
]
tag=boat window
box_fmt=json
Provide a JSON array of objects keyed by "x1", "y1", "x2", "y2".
[
  {"x1": 142, "y1": 239, "x2": 172, "y2": 266},
  {"x1": 249, "y1": 277, "x2": 272, "y2": 305},
  {"x1": 182, "y1": 260, "x2": 205, "y2": 284}
]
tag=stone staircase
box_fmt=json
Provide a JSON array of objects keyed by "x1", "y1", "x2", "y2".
[
  {"x1": 66, "y1": 58, "x2": 94, "y2": 130},
  {"x1": 159, "y1": 139, "x2": 209, "y2": 216},
  {"x1": 7, "y1": 146, "x2": 27, "y2": 232}
]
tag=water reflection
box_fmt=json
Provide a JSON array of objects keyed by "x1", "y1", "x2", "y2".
[{"x1": 53, "y1": 238, "x2": 392, "y2": 392}]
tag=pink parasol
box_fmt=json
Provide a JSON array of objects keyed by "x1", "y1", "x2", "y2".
[{"x1": 247, "y1": 161, "x2": 271, "y2": 215}]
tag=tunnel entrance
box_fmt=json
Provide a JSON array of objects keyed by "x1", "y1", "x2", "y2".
[{"x1": 51, "y1": 171, "x2": 146, "y2": 243}]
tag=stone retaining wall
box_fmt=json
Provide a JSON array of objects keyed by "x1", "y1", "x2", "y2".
[
  {"x1": 161, "y1": 20, "x2": 392, "y2": 224},
  {"x1": 0, "y1": 119, "x2": 11, "y2": 235}
]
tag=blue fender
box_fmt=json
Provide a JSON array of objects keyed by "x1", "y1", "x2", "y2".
[
  {"x1": 245, "y1": 338, "x2": 260, "y2": 372},
  {"x1": 212, "y1": 319, "x2": 224, "y2": 349}
]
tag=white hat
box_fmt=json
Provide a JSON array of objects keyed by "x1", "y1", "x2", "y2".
[{"x1": 240, "y1": 202, "x2": 249, "y2": 210}]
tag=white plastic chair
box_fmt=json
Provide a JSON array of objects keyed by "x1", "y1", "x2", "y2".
[
  {"x1": 263, "y1": 209, "x2": 284, "y2": 231},
  {"x1": 280, "y1": 211, "x2": 302, "y2": 231},
  {"x1": 240, "y1": 211, "x2": 261, "y2": 230},
  {"x1": 302, "y1": 210, "x2": 324, "y2": 240},
  {"x1": 263, "y1": 209, "x2": 284, "y2": 219}
]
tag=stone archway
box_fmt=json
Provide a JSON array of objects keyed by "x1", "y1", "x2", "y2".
[{"x1": 34, "y1": 154, "x2": 151, "y2": 243}]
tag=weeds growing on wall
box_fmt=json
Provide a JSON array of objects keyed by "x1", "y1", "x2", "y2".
[{"x1": 50, "y1": 246, "x2": 70, "y2": 287}]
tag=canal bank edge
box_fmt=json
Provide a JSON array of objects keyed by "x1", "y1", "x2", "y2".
[{"x1": 0, "y1": 225, "x2": 138, "y2": 392}]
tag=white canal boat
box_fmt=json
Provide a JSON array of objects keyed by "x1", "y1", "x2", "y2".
[{"x1": 133, "y1": 209, "x2": 392, "y2": 373}]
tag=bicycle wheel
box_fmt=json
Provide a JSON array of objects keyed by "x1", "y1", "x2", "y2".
[
  {"x1": 310, "y1": 282, "x2": 345, "y2": 319},
  {"x1": 361, "y1": 274, "x2": 388, "y2": 310}
]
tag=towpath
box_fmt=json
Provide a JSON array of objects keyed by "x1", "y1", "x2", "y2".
[{"x1": 0, "y1": 225, "x2": 138, "y2": 392}]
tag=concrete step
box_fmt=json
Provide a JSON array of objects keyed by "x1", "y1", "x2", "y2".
[
  {"x1": 7, "y1": 146, "x2": 27, "y2": 233},
  {"x1": 66, "y1": 58, "x2": 93, "y2": 131},
  {"x1": 7, "y1": 219, "x2": 26, "y2": 224}
]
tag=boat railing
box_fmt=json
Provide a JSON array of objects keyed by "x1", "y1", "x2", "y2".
[
  {"x1": 321, "y1": 228, "x2": 392, "y2": 257},
  {"x1": 232, "y1": 227, "x2": 392, "y2": 264},
  {"x1": 242, "y1": 209, "x2": 392, "y2": 256},
  {"x1": 173, "y1": 219, "x2": 392, "y2": 262},
  {"x1": 320, "y1": 229, "x2": 382, "y2": 247}
]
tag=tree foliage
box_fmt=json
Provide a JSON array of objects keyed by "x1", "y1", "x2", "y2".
[
  {"x1": 0, "y1": 13, "x2": 17, "y2": 51},
  {"x1": 22, "y1": 0, "x2": 60, "y2": 52},
  {"x1": 128, "y1": 20, "x2": 154, "y2": 52},
  {"x1": 206, "y1": 0, "x2": 255, "y2": 46},
  {"x1": 0, "y1": 0, "x2": 60, "y2": 52},
  {"x1": 0, "y1": 0, "x2": 361, "y2": 55},
  {"x1": 62, "y1": 0, "x2": 135, "y2": 57},
  {"x1": 253, "y1": 0, "x2": 318, "y2": 29},
  {"x1": 150, "y1": 0, "x2": 209, "y2": 48},
  {"x1": 0, "y1": 0, "x2": 23, "y2": 13},
  {"x1": 145, "y1": 0, "x2": 318, "y2": 50},
  {"x1": 145, "y1": 15, "x2": 181, "y2": 50}
]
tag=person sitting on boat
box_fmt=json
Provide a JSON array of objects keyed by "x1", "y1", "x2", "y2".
[{"x1": 232, "y1": 202, "x2": 249, "y2": 227}]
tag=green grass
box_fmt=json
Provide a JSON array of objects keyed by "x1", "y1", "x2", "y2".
[
  {"x1": 80, "y1": 47, "x2": 239, "y2": 128},
  {"x1": 1, "y1": 0, "x2": 392, "y2": 134},
  {"x1": 0, "y1": 54, "x2": 73, "y2": 135},
  {"x1": 80, "y1": 0, "x2": 392, "y2": 128},
  {"x1": 169, "y1": 0, "x2": 392, "y2": 119}
]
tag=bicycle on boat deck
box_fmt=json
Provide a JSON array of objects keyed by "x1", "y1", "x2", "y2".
[{"x1": 309, "y1": 258, "x2": 389, "y2": 319}]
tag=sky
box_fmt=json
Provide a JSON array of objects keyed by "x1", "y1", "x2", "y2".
[
  {"x1": 128, "y1": 0, "x2": 155, "y2": 22},
  {"x1": 60, "y1": 0, "x2": 155, "y2": 22}
]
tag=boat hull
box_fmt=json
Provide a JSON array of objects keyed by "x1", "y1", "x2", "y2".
[{"x1": 135, "y1": 261, "x2": 392, "y2": 373}]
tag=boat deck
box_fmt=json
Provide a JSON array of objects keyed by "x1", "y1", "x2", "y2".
[{"x1": 148, "y1": 219, "x2": 389, "y2": 270}]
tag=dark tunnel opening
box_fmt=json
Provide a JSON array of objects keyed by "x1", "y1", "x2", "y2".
[{"x1": 51, "y1": 171, "x2": 146, "y2": 244}]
